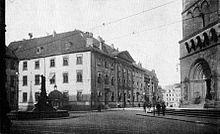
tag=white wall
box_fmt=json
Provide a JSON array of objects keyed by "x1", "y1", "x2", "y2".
[{"x1": 18, "y1": 51, "x2": 91, "y2": 109}]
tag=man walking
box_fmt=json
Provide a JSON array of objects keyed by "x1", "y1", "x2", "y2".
[
  {"x1": 161, "y1": 102, "x2": 166, "y2": 116},
  {"x1": 156, "y1": 102, "x2": 161, "y2": 116},
  {"x1": 143, "y1": 101, "x2": 147, "y2": 113}
]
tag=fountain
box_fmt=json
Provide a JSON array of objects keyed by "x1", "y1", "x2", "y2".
[{"x1": 8, "y1": 75, "x2": 69, "y2": 120}]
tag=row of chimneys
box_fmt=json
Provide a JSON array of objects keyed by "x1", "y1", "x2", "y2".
[
  {"x1": 28, "y1": 30, "x2": 57, "y2": 39},
  {"x1": 27, "y1": 30, "x2": 119, "y2": 51}
]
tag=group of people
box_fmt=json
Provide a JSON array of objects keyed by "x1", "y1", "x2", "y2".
[{"x1": 143, "y1": 101, "x2": 166, "y2": 116}]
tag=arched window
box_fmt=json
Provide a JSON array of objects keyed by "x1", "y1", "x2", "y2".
[
  {"x1": 111, "y1": 92, "x2": 114, "y2": 102},
  {"x1": 203, "y1": 32, "x2": 209, "y2": 46},
  {"x1": 97, "y1": 73, "x2": 102, "y2": 83},
  {"x1": 185, "y1": 42, "x2": 191, "y2": 53},
  {"x1": 190, "y1": 39, "x2": 196, "y2": 51},
  {"x1": 209, "y1": 28, "x2": 218, "y2": 42},
  {"x1": 196, "y1": 36, "x2": 203, "y2": 49},
  {"x1": 105, "y1": 75, "x2": 109, "y2": 84}
]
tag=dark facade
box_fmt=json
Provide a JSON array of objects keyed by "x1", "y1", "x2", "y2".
[
  {"x1": 5, "y1": 47, "x2": 19, "y2": 110},
  {"x1": 179, "y1": 0, "x2": 220, "y2": 108}
]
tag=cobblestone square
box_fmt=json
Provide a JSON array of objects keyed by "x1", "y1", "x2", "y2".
[{"x1": 11, "y1": 110, "x2": 218, "y2": 134}]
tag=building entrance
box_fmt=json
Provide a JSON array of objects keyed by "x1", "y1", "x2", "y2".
[{"x1": 188, "y1": 59, "x2": 212, "y2": 107}]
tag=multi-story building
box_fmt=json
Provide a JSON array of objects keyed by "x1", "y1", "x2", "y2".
[
  {"x1": 163, "y1": 83, "x2": 181, "y2": 107},
  {"x1": 143, "y1": 69, "x2": 158, "y2": 104},
  {"x1": 179, "y1": 0, "x2": 220, "y2": 108},
  {"x1": 5, "y1": 47, "x2": 18, "y2": 110},
  {"x1": 9, "y1": 30, "x2": 158, "y2": 110}
]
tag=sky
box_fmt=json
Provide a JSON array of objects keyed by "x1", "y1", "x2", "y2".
[{"x1": 6, "y1": 0, "x2": 182, "y2": 87}]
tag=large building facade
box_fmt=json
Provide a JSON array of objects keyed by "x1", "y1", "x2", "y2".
[
  {"x1": 163, "y1": 84, "x2": 181, "y2": 108},
  {"x1": 9, "y1": 30, "x2": 158, "y2": 111},
  {"x1": 179, "y1": 0, "x2": 220, "y2": 108}
]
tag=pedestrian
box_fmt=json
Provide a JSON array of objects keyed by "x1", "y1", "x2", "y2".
[
  {"x1": 161, "y1": 102, "x2": 166, "y2": 116},
  {"x1": 143, "y1": 101, "x2": 147, "y2": 113},
  {"x1": 156, "y1": 102, "x2": 161, "y2": 116},
  {"x1": 152, "y1": 104, "x2": 156, "y2": 116},
  {"x1": 148, "y1": 102, "x2": 152, "y2": 112}
]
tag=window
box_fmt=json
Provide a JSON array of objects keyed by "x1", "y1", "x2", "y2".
[
  {"x1": 10, "y1": 60, "x2": 16, "y2": 70},
  {"x1": 77, "y1": 91, "x2": 83, "y2": 101},
  {"x1": 49, "y1": 73, "x2": 55, "y2": 84},
  {"x1": 35, "y1": 75, "x2": 40, "y2": 85},
  {"x1": 111, "y1": 92, "x2": 114, "y2": 102},
  {"x1": 36, "y1": 47, "x2": 42, "y2": 54},
  {"x1": 23, "y1": 76, "x2": 27, "y2": 86},
  {"x1": 23, "y1": 61, "x2": 27, "y2": 71},
  {"x1": 77, "y1": 70, "x2": 83, "y2": 82},
  {"x1": 63, "y1": 72, "x2": 68, "y2": 83},
  {"x1": 105, "y1": 75, "x2": 109, "y2": 84},
  {"x1": 23, "y1": 92, "x2": 27, "y2": 102},
  {"x1": 97, "y1": 59, "x2": 101, "y2": 66},
  {"x1": 35, "y1": 92, "x2": 40, "y2": 102},
  {"x1": 111, "y1": 77, "x2": 114, "y2": 86},
  {"x1": 97, "y1": 73, "x2": 101, "y2": 83},
  {"x1": 63, "y1": 56, "x2": 69, "y2": 66},
  {"x1": 65, "y1": 42, "x2": 72, "y2": 50},
  {"x1": 10, "y1": 75, "x2": 16, "y2": 88},
  {"x1": 50, "y1": 58, "x2": 55, "y2": 67},
  {"x1": 35, "y1": 60, "x2": 40, "y2": 69},
  {"x1": 76, "y1": 55, "x2": 83, "y2": 64}
]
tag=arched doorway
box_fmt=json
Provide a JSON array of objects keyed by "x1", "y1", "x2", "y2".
[{"x1": 189, "y1": 59, "x2": 212, "y2": 106}]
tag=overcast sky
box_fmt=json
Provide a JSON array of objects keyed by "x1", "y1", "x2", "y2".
[{"x1": 6, "y1": 0, "x2": 182, "y2": 87}]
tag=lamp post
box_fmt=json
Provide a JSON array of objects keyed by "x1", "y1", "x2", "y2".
[
  {"x1": 54, "y1": 85, "x2": 57, "y2": 90},
  {"x1": 15, "y1": 72, "x2": 19, "y2": 111}
]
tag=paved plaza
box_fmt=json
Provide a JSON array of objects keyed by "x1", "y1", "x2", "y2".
[{"x1": 10, "y1": 108, "x2": 219, "y2": 134}]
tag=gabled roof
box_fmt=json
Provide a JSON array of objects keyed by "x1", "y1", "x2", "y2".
[{"x1": 114, "y1": 50, "x2": 135, "y2": 63}]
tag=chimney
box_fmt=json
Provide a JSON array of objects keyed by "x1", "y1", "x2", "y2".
[
  {"x1": 97, "y1": 36, "x2": 104, "y2": 50},
  {"x1": 111, "y1": 44, "x2": 114, "y2": 49},
  {"x1": 86, "y1": 32, "x2": 94, "y2": 47},
  {"x1": 53, "y1": 30, "x2": 56, "y2": 37},
  {"x1": 28, "y1": 33, "x2": 33, "y2": 39}
]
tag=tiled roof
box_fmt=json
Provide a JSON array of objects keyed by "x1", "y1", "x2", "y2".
[
  {"x1": 8, "y1": 30, "x2": 91, "y2": 60},
  {"x1": 8, "y1": 30, "x2": 119, "y2": 60},
  {"x1": 5, "y1": 46, "x2": 17, "y2": 59}
]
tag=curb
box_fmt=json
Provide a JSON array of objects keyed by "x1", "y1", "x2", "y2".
[{"x1": 136, "y1": 113, "x2": 218, "y2": 127}]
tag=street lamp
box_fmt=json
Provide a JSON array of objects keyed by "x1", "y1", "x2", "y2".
[
  {"x1": 54, "y1": 85, "x2": 57, "y2": 90},
  {"x1": 15, "y1": 72, "x2": 19, "y2": 111}
]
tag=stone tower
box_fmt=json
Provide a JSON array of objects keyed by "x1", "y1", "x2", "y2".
[{"x1": 179, "y1": 0, "x2": 220, "y2": 108}]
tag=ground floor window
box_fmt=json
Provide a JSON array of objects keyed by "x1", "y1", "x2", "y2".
[{"x1": 23, "y1": 92, "x2": 27, "y2": 102}]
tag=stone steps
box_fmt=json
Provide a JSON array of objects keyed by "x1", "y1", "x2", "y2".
[{"x1": 149, "y1": 108, "x2": 220, "y2": 119}]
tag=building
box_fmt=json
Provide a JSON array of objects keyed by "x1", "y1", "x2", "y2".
[
  {"x1": 143, "y1": 69, "x2": 159, "y2": 104},
  {"x1": 163, "y1": 84, "x2": 181, "y2": 107},
  {"x1": 5, "y1": 47, "x2": 19, "y2": 110},
  {"x1": 179, "y1": 0, "x2": 220, "y2": 108},
  {"x1": 8, "y1": 30, "x2": 158, "y2": 111}
]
